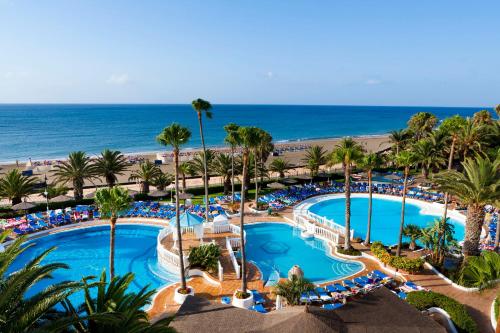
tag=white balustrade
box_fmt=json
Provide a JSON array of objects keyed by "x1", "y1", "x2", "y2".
[
  {"x1": 218, "y1": 260, "x2": 224, "y2": 281},
  {"x1": 225, "y1": 236, "x2": 241, "y2": 279},
  {"x1": 156, "y1": 227, "x2": 189, "y2": 272}
]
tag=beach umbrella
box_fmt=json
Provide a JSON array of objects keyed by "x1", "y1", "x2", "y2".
[
  {"x1": 169, "y1": 212, "x2": 204, "y2": 228},
  {"x1": 295, "y1": 174, "x2": 312, "y2": 181},
  {"x1": 213, "y1": 214, "x2": 229, "y2": 225},
  {"x1": 49, "y1": 195, "x2": 74, "y2": 203},
  {"x1": 267, "y1": 182, "x2": 286, "y2": 190},
  {"x1": 12, "y1": 202, "x2": 36, "y2": 211},
  {"x1": 281, "y1": 178, "x2": 298, "y2": 185},
  {"x1": 149, "y1": 190, "x2": 168, "y2": 198},
  {"x1": 84, "y1": 191, "x2": 96, "y2": 199},
  {"x1": 178, "y1": 192, "x2": 194, "y2": 200}
]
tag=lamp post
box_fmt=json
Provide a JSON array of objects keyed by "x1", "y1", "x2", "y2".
[{"x1": 44, "y1": 175, "x2": 49, "y2": 214}]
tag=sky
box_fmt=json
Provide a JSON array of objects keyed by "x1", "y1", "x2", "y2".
[{"x1": 0, "y1": 0, "x2": 499, "y2": 106}]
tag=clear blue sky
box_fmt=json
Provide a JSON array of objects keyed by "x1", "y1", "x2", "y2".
[{"x1": 0, "y1": 0, "x2": 499, "y2": 106}]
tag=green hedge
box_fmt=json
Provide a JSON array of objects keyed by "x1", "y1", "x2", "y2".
[
  {"x1": 406, "y1": 291, "x2": 478, "y2": 333},
  {"x1": 370, "y1": 241, "x2": 424, "y2": 273}
]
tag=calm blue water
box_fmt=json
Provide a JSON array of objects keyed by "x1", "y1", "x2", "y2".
[
  {"x1": 8, "y1": 225, "x2": 178, "y2": 306},
  {"x1": 308, "y1": 197, "x2": 465, "y2": 246},
  {"x1": 245, "y1": 223, "x2": 363, "y2": 283},
  {"x1": 0, "y1": 104, "x2": 481, "y2": 162}
]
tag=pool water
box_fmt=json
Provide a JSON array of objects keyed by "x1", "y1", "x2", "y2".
[
  {"x1": 245, "y1": 223, "x2": 363, "y2": 284},
  {"x1": 308, "y1": 197, "x2": 465, "y2": 245},
  {"x1": 8, "y1": 225, "x2": 178, "y2": 306}
]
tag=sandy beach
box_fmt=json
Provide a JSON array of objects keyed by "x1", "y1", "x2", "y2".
[{"x1": 0, "y1": 135, "x2": 390, "y2": 205}]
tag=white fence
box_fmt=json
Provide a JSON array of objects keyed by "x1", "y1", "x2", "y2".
[
  {"x1": 218, "y1": 260, "x2": 224, "y2": 281},
  {"x1": 156, "y1": 227, "x2": 189, "y2": 272},
  {"x1": 226, "y1": 236, "x2": 241, "y2": 279},
  {"x1": 301, "y1": 211, "x2": 354, "y2": 240}
]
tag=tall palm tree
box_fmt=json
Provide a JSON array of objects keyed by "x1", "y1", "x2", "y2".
[
  {"x1": 472, "y1": 109, "x2": 494, "y2": 126},
  {"x1": 438, "y1": 115, "x2": 467, "y2": 220},
  {"x1": 495, "y1": 104, "x2": 500, "y2": 118},
  {"x1": 331, "y1": 138, "x2": 364, "y2": 250},
  {"x1": 458, "y1": 118, "x2": 486, "y2": 160},
  {"x1": 187, "y1": 150, "x2": 215, "y2": 185},
  {"x1": 94, "y1": 186, "x2": 132, "y2": 280},
  {"x1": 224, "y1": 123, "x2": 241, "y2": 204},
  {"x1": 407, "y1": 112, "x2": 438, "y2": 140},
  {"x1": 0, "y1": 231, "x2": 82, "y2": 332},
  {"x1": 62, "y1": 271, "x2": 174, "y2": 333},
  {"x1": 53, "y1": 151, "x2": 96, "y2": 200},
  {"x1": 395, "y1": 151, "x2": 417, "y2": 256},
  {"x1": 0, "y1": 169, "x2": 36, "y2": 205},
  {"x1": 157, "y1": 123, "x2": 192, "y2": 292},
  {"x1": 192, "y1": 98, "x2": 213, "y2": 222},
  {"x1": 236, "y1": 126, "x2": 261, "y2": 294},
  {"x1": 434, "y1": 155, "x2": 500, "y2": 256},
  {"x1": 128, "y1": 161, "x2": 162, "y2": 194},
  {"x1": 212, "y1": 153, "x2": 233, "y2": 195},
  {"x1": 153, "y1": 171, "x2": 174, "y2": 191},
  {"x1": 303, "y1": 145, "x2": 328, "y2": 177},
  {"x1": 254, "y1": 128, "x2": 273, "y2": 206},
  {"x1": 94, "y1": 149, "x2": 130, "y2": 188},
  {"x1": 388, "y1": 129, "x2": 408, "y2": 155},
  {"x1": 359, "y1": 153, "x2": 381, "y2": 245},
  {"x1": 403, "y1": 224, "x2": 422, "y2": 251},
  {"x1": 269, "y1": 158, "x2": 291, "y2": 178},
  {"x1": 412, "y1": 138, "x2": 445, "y2": 179}
]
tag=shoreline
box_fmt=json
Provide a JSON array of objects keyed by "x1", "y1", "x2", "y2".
[{"x1": 0, "y1": 133, "x2": 390, "y2": 166}]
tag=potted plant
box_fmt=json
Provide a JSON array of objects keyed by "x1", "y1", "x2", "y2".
[
  {"x1": 174, "y1": 285, "x2": 195, "y2": 304},
  {"x1": 232, "y1": 289, "x2": 254, "y2": 309}
]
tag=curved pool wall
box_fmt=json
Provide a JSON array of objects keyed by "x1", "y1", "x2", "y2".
[
  {"x1": 245, "y1": 223, "x2": 363, "y2": 284},
  {"x1": 298, "y1": 194, "x2": 466, "y2": 246},
  {"x1": 8, "y1": 224, "x2": 179, "y2": 306}
]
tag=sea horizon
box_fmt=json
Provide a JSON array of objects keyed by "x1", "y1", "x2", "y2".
[{"x1": 0, "y1": 103, "x2": 486, "y2": 163}]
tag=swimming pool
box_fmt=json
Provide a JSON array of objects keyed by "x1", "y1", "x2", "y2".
[
  {"x1": 307, "y1": 196, "x2": 465, "y2": 245},
  {"x1": 245, "y1": 223, "x2": 363, "y2": 285},
  {"x1": 8, "y1": 224, "x2": 178, "y2": 305}
]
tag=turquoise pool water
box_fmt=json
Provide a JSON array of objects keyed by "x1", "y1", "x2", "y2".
[
  {"x1": 245, "y1": 223, "x2": 363, "y2": 284},
  {"x1": 8, "y1": 225, "x2": 178, "y2": 306},
  {"x1": 308, "y1": 197, "x2": 465, "y2": 245}
]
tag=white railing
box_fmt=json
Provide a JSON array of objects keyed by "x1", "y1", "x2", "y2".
[
  {"x1": 218, "y1": 260, "x2": 224, "y2": 281},
  {"x1": 229, "y1": 224, "x2": 246, "y2": 242},
  {"x1": 226, "y1": 236, "x2": 241, "y2": 279},
  {"x1": 156, "y1": 227, "x2": 189, "y2": 271},
  {"x1": 211, "y1": 223, "x2": 231, "y2": 234},
  {"x1": 303, "y1": 211, "x2": 354, "y2": 240},
  {"x1": 314, "y1": 225, "x2": 339, "y2": 244}
]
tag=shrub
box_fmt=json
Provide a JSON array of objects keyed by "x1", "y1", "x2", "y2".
[
  {"x1": 459, "y1": 251, "x2": 500, "y2": 289},
  {"x1": 188, "y1": 243, "x2": 221, "y2": 274},
  {"x1": 273, "y1": 276, "x2": 314, "y2": 305},
  {"x1": 406, "y1": 291, "x2": 478, "y2": 333},
  {"x1": 370, "y1": 241, "x2": 424, "y2": 273},
  {"x1": 336, "y1": 246, "x2": 361, "y2": 256}
]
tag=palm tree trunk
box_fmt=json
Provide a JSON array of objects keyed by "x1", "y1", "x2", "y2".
[
  {"x1": 174, "y1": 150, "x2": 187, "y2": 290},
  {"x1": 223, "y1": 176, "x2": 231, "y2": 195},
  {"x1": 396, "y1": 167, "x2": 409, "y2": 257},
  {"x1": 240, "y1": 149, "x2": 248, "y2": 292},
  {"x1": 495, "y1": 218, "x2": 500, "y2": 251},
  {"x1": 254, "y1": 152, "x2": 259, "y2": 206},
  {"x1": 442, "y1": 136, "x2": 456, "y2": 222},
  {"x1": 344, "y1": 164, "x2": 351, "y2": 250},
  {"x1": 231, "y1": 146, "x2": 235, "y2": 204},
  {"x1": 109, "y1": 216, "x2": 116, "y2": 280},
  {"x1": 74, "y1": 179, "x2": 83, "y2": 201},
  {"x1": 463, "y1": 204, "x2": 485, "y2": 256},
  {"x1": 197, "y1": 113, "x2": 210, "y2": 222},
  {"x1": 364, "y1": 170, "x2": 373, "y2": 246},
  {"x1": 181, "y1": 172, "x2": 186, "y2": 193}
]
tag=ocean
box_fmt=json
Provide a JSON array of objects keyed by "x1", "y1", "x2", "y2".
[{"x1": 0, "y1": 104, "x2": 482, "y2": 163}]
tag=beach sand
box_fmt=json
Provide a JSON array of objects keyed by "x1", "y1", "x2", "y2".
[{"x1": 0, "y1": 135, "x2": 390, "y2": 205}]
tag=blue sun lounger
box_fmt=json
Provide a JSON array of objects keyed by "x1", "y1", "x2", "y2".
[
  {"x1": 315, "y1": 287, "x2": 332, "y2": 301},
  {"x1": 251, "y1": 290, "x2": 265, "y2": 305},
  {"x1": 334, "y1": 284, "x2": 348, "y2": 293},
  {"x1": 343, "y1": 280, "x2": 358, "y2": 290},
  {"x1": 372, "y1": 270, "x2": 390, "y2": 280},
  {"x1": 300, "y1": 292, "x2": 310, "y2": 304},
  {"x1": 251, "y1": 304, "x2": 267, "y2": 313},
  {"x1": 325, "y1": 284, "x2": 338, "y2": 293},
  {"x1": 353, "y1": 277, "x2": 370, "y2": 287},
  {"x1": 322, "y1": 303, "x2": 344, "y2": 310}
]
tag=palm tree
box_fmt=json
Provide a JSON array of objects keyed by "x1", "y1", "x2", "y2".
[
  {"x1": 212, "y1": 153, "x2": 233, "y2": 195},
  {"x1": 128, "y1": 161, "x2": 162, "y2": 194},
  {"x1": 407, "y1": 112, "x2": 438, "y2": 140},
  {"x1": 495, "y1": 104, "x2": 500, "y2": 118},
  {"x1": 94, "y1": 186, "x2": 132, "y2": 280},
  {"x1": 187, "y1": 150, "x2": 216, "y2": 185},
  {"x1": 236, "y1": 126, "x2": 261, "y2": 294},
  {"x1": 331, "y1": 138, "x2": 364, "y2": 250},
  {"x1": 254, "y1": 128, "x2": 273, "y2": 206},
  {"x1": 269, "y1": 158, "x2": 291, "y2": 178},
  {"x1": 388, "y1": 129, "x2": 408, "y2": 155},
  {"x1": 94, "y1": 149, "x2": 129, "y2": 188},
  {"x1": 224, "y1": 123, "x2": 241, "y2": 204},
  {"x1": 42, "y1": 183, "x2": 69, "y2": 199},
  {"x1": 412, "y1": 138, "x2": 445, "y2": 179},
  {"x1": 403, "y1": 224, "x2": 422, "y2": 251},
  {"x1": 472, "y1": 109, "x2": 494, "y2": 126},
  {"x1": 273, "y1": 276, "x2": 314, "y2": 306},
  {"x1": 153, "y1": 171, "x2": 174, "y2": 191},
  {"x1": 303, "y1": 145, "x2": 328, "y2": 177},
  {"x1": 438, "y1": 115, "x2": 467, "y2": 221},
  {"x1": 0, "y1": 231, "x2": 82, "y2": 332},
  {"x1": 157, "y1": 123, "x2": 192, "y2": 292},
  {"x1": 359, "y1": 153, "x2": 381, "y2": 245},
  {"x1": 192, "y1": 98, "x2": 213, "y2": 222},
  {"x1": 395, "y1": 151, "x2": 417, "y2": 256},
  {"x1": 458, "y1": 118, "x2": 486, "y2": 160},
  {"x1": 62, "y1": 271, "x2": 174, "y2": 332},
  {"x1": 434, "y1": 155, "x2": 500, "y2": 256},
  {"x1": 53, "y1": 151, "x2": 96, "y2": 200},
  {"x1": 178, "y1": 162, "x2": 192, "y2": 193},
  {"x1": 0, "y1": 169, "x2": 36, "y2": 205}
]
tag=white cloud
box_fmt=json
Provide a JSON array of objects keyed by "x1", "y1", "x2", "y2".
[
  {"x1": 106, "y1": 73, "x2": 131, "y2": 85},
  {"x1": 365, "y1": 78, "x2": 382, "y2": 85}
]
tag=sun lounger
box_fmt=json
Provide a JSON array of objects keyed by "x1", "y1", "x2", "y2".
[
  {"x1": 251, "y1": 304, "x2": 267, "y2": 313},
  {"x1": 251, "y1": 290, "x2": 265, "y2": 305},
  {"x1": 221, "y1": 296, "x2": 231, "y2": 305},
  {"x1": 322, "y1": 303, "x2": 344, "y2": 310},
  {"x1": 315, "y1": 287, "x2": 333, "y2": 301}
]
